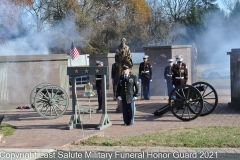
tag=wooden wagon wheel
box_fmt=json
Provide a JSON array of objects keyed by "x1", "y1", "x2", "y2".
[
  {"x1": 169, "y1": 85, "x2": 204, "y2": 121},
  {"x1": 30, "y1": 83, "x2": 53, "y2": 110},
  {"x1": 192, "y1": 81, "x2": 218, "y2": 116},
  {"x1": 34, "y1": 84, "x2": 69, "y2": 119}
]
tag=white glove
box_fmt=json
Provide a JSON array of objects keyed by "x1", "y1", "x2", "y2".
[
  {"x1": 173, "y1": 85, "x2": 175, "y2": 88},
  {"x1": 118, "y1": 96, "x2": 122, "y2": 101},
  {"x1": 138, "y1": 79, "x2": 141, "y2": 82},
  {"x1": 165, "y1": 79, "x2": 167, "y2": 83},
  {"x1": 150, "y1": 79, "x2": 153, "y2": 82},
  {"x1": 132, "y1": 97, "x2": 137, "y2": 100}
]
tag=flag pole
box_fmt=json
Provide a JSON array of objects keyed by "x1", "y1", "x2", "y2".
[{"x1": 70, "y1": 41, "x2": 74, "y2": 67}]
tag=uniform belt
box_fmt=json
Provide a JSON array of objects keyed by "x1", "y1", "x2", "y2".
[
  {"x1": 167, "y1": 74, "x2": 172, "y2": 76},
  {"x1": 141, "y1": 71, "x2": 149, "y2": 73},
  {"x1": 96, "y1": 78, "x2": 102, "y2": 80},
  {"x1": 175, "y1": 77, "x2": 184, "y2": 79}
]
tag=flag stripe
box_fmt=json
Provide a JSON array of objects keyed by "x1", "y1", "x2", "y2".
[{"x1": 70, "y1": 42, "x2": 80, "y2": 60}]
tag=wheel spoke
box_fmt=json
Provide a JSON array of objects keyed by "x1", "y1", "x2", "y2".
[
  {"x1": 175, "y1": 90, "x2": 184, "y2": 99},
  {"x1": 201, "y1": 84, "x2": 208, "y2": 96},
  {"x1": 169, "y1": 84, "x2": 203, "y2": 121},
  {"x1": 203, "y1": 103, "x2": 210, "y2": 112},
  {"x1": 57, "y1": 99, "x2": 67, "y2": 105},
  {"x1": 43, "y1": 106, "x2": 50, "y2": 116},
  {"x1": 192, "y1": 82, "x2": 218, "y2": 116},
  {"x1": 33, "y1": 84, "x2": 69, "y2": 119},
  {"x1": 51, "y1": 105, "x2": 58, "y2": 117},
  {"x1": 203, "y1": 90, "x2": 214, "y2": 98}
]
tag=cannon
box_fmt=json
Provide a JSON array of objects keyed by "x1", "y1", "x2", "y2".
[
  {"x1": 30, "y1": 83, "x2": 69, "y2": 119},
  {"x1": 153, "y1": 82, "x2": 218, "y2": 121},
  {"x1": 29, "y1": 66, "x2": 112, "y2": 130}
]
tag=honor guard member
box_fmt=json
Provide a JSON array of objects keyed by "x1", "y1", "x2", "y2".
[
  {"x1": 173, "y1": 55, "x2": 188, "y2": 84},
  {"x1": 111, "y1": 62, "x2": 120, "y2": 100},
  {"x1": 138, "y1": 55, "x2": 153, "y2": 100},
  {"x1": 164, "y1": 59, "x2": 174, "y2": 96},
  {"x1": 172, "y1": 58, "x2": 188, "y2": 88},
  {"x1": 117, "y1": 64, "x2": 139, "y2": 126},
  {"x1": 95, "y1": 60, "x2": 104, "y2": 110}
]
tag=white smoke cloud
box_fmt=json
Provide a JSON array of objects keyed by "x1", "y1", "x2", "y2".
[
  {"x1": 0, "y1": 0, "x2": 83, "y2": 56},
  {"x1": 196, "y1": 12, "x2": 239, "y2": 65}
]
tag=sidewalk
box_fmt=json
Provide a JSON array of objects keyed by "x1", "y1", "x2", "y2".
[{"x1": 0, "y1": 85, "x2": 240, "y2": 153}]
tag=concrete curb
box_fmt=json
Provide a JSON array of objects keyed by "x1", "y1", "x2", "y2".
[
  {"x1": 60, "y1": 145, "x2": 240, "y2": 153},
  {"x1": 56, "y1": 130, "x2": 105, "y2": 150}
]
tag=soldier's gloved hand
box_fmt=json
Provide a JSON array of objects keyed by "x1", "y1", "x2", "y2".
[
  {"x1": 117, "y1": 96, "x2": 122, "y2": 101},
  {"x1": 165, "y1": 79, "x2": 167, "y2": 83},
  {"x1": 173, "y1": 85, "x2": 175, "y2": 88},
  {"x1": 150, "y1": 79, "x2": 153, "y2": 82},
  {"x1": 132, "y1": 97, "x2": 137, "y2": 101},
  {"x1": 138, "y1": 79, "x2": 141, "y2": 82}
]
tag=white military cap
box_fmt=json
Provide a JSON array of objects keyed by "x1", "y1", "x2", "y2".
[
  {"x1": 96, "y1": 60, "x2": 103, "y2": 65},
  {"x1": 143, "y1": 55, "x2": 149, "y2": 59},
  {"x1": 175, "y1": 55, "x2": 182, "y2": 59},
  {"x1": 177, "y1": 58, "x2": 183, "y2": 62},
  {"x1": 167, "y1": 59, "x2": 174, "y2": 62}
]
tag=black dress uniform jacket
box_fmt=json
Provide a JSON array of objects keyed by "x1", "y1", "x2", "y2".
[
  {"x1": 95, "y1": 75, "x2": 102, "y2": 88},
  {"x1": 111, "y1": 63, "x2": 120, "y2": 85},
  {"x1": 164, "y1": 66, "x2": 173, "y2": 83},
  {"x1": 138, "y1": 62, "x2": 153, "y2": 79},
  {"x1": 172, "y1": 65, "x2": 188, "y2": 87},
  {"x1": 173, "y1": 62, "x2": 188, "y2": 77},
  {"x1": 117, "y1": 74, "x2": 139, "y2": 104}
]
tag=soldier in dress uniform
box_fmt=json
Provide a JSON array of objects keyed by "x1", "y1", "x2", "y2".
[
  {"x1": 111, "y1": 62, "x2": 120, "y2": 100},
  {"x1": 95, "y1": 60, "x2": 104, "y2": 110},
  {"x1": 138, "y1": 55, "x2": 153, "y2": 100},
  {"x1": 117, "y1": 64, "x2": 139, "y2": 126},
  {"x1": 173, "y1": 55, "x2": 188, "y2": 84},
  {"x1": 172, "y1": 58, "x2": 188, "y2": 88},
  {"x1": 164, "y1": 59, "x2": 174, "y2": 96}
]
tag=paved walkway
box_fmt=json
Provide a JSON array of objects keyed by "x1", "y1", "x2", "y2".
[{"x1": 0, "y1": 85, "x2": 240, "y2": 155}]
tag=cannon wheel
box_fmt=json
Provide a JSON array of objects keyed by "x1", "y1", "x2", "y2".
[
  {"x1": 30, "y1": 83, "x2": 53, "y2": 109},
  {"x1": 192, "y1": 82, "x2": 218, "y2": 116},
  {"x1": 34, "y1": 84, "x2": 69, "y2": 119},
  {"x1": 169, "y1": 85, "x2": 204, "y2": 121}
]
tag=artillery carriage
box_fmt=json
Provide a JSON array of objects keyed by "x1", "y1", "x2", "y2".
[
  {"x1": 29, "y1": 80, "x2": 217, "y2": 123},
  {"x1": 153, "y1": 81, "x2": 218, "y2": 121},
  {"x1": 30, "y1": 83, "x2": 69, "y2": 119}
]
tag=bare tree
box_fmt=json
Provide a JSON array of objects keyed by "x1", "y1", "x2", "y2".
[
  {"x1": 222, "y1": 0, "x2": 238, "y2": 13},
  {"x1": 0, "y1": 0, "x2": 20, "y2": 43},
  {"x1": 163, "y1": 0, "x2": 189, "y2": 22}
]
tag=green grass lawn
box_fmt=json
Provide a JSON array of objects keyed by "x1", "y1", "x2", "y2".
[
  {"x1": 79, "y1": 126, "x2": 240, "y2": 148},
  {"x1": 0, "y1": 123, "x2": 16, "y2": 137}
]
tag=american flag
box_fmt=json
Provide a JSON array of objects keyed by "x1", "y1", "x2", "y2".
[{"x1": 70, "y1": 42, "x2": 80, "y2": 60}]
